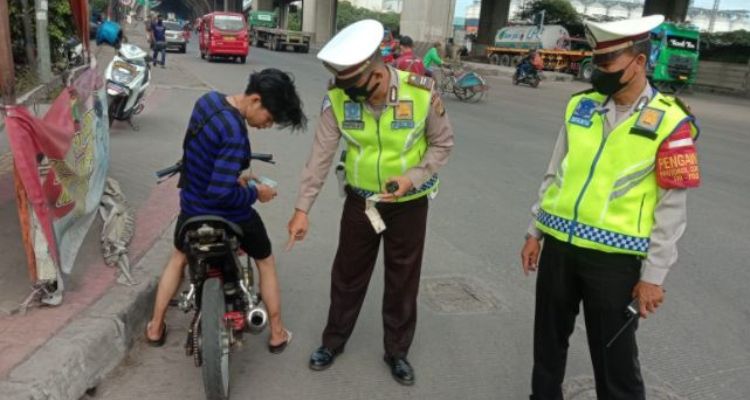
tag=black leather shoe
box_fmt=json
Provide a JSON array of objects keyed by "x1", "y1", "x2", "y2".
[
  {"x1": 309, "y1": 346, "x2": 338, "y2": 371},
  {"x1": 383, "y1": 355, "x2": 415, "y2": 386}
]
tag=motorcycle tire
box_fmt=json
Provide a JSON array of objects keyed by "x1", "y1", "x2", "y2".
[
  {"x1": 200, "y1": 277, "x2": 230, "y2": 400},
  {"x1": 107, "y1": 96, "x2": 119, "y2": 128},
  {"x1": 512, "y1": 74, "x2": 519, "y2": 85},
  {"x1": 531, "y1": 77, "x2": 540, "y2": 88}
]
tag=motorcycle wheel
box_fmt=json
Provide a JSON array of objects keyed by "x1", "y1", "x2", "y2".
[
  {"x1": 107, "y1": 96, "x2": 119, "y2": 128},
  {"x1": 201, "y1": 277, "x2": 230, "y2": 400},
  {"x1": 512, "y1": 74, "x2": 519, "y2": 85},
  {"x1": 531, "y1": 77, "x2": 540, "y2": 88}
]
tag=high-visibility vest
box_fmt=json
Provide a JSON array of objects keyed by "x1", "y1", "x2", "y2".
[
  {"x1": 536, "y1": 90, "x2": 698, "y2": 256},
  {"x1": 328, "y1": 70, "x2": 438, "y2": 202}
]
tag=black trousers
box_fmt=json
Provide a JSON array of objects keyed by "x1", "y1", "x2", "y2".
[
  {"x1": 322, "y1": 190, "x2": 429, "y2": 358},
  {"x1": 531, "y1": 236, "x2": 645, "y2": 400}
]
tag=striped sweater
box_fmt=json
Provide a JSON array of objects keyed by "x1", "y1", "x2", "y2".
[{"x1": 180, "y1": 91, "x2": 257, "y2": 222}]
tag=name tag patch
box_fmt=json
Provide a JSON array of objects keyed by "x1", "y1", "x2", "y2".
[
  {"x1": 569, "y1": 99, "x2": 598, "y2": 127},
  {"x1": 391, "y1": 120, "x2": 415, "y2": 129}
]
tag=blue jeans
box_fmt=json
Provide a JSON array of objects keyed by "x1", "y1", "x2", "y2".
[{"x1": 153, "y1": 41, "x2": 166, "y2": 66}]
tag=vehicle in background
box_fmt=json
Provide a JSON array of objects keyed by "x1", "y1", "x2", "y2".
[
  {"x1": 199, "y1": 12, "x2": 249, "y2": 63},
  {"x1": 105, "y1": 44, "x2": 151, "y2": 129},
  {"x1": 485, "y1": 25, "x2": 592, "y2": 78},
  {"x1": 164, "y1": 20, "x2": 187, "y2": 53},
  {"x1": 248, "y1": 10, "x2": 312, "y2": 53},
  {"x1": 648, "y1": 22, "x2": 700, "y2": 92}
]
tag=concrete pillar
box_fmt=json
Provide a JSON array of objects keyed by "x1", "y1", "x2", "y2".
[
  {"x1": 476, "y1": 0, "x2": 511, "y2": 47},
  {"x1": 303, "y1": 0, "x2": 337, "y2": 47},
  {"x1": 643, "y1": 0, "x2": 689, "y2": 22},
  {"x1": 252, "y1": 0, "x2": 274, "y2": 12},
  {"x1": 400, "y1": 0, "x2": 456, "y2": 46}
]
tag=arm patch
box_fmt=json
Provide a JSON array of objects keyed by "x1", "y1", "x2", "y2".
[
  {"x1": 656, "y1": 122, "x2": 700, "y2": 189},
  {"x1": 407, "y1": 74, "x2": 435, "y2": 91}
]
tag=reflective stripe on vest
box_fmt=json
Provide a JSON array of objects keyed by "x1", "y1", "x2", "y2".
[
  {"x1": 328, "y1": 70, "x2": 438, "y2": 202},
  {"x1": 536, "y1": 91, "x2": 698, "y2": 256}
]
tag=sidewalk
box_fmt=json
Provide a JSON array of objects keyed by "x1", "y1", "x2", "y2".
[{"x1": 0, "y1": 22, "x2": 184, "y2": 399}]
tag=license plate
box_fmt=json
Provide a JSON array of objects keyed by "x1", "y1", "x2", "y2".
[{"x1": 223, "y1": 36, "x2": 235, "y2": 41}]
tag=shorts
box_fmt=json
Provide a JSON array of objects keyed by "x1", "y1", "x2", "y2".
[{"x1": 173, "y1": 213, "x2": 272, "y2": 260}]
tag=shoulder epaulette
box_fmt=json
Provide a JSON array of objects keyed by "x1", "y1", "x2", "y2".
[
  {"x1": 406, "y1": 74, "x2": 435, "y2": 91},
  {"x1": 570, "y1": 88, "x2": 596, "y2": 97},
  {"x1": 673, "y1": 96, "x2": 693, "y2": 117}
]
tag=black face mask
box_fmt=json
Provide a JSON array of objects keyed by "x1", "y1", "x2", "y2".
[
  {"x1": 344, "y1": 73, "x2": 380, "y2": 102},
  {"x1": 591, "y1": 56, "x2": 638, "y2": 96}
]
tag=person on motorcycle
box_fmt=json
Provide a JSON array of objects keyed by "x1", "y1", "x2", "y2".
[
  {"x1": 393, "y1": 36, "x2": 426, "y2": 75},
  {"x1": 517, "y1": 49, "x2": 543, "y2": 79},
  {"x1": 145, "y1": 69, "x2": 307, "y2": 353},
  {"x1": 423, "y1": 41, "x2": 444, "y2": 78}
]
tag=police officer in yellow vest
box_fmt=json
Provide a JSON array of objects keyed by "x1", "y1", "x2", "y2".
[
  {"x1": 286, "y1": 20, "x2": 454, "y2": 385},
  {"x1": 520, "y1": 15, "x2": 701, "y2": 399}
]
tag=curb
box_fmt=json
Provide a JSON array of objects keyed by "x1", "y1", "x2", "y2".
[
  {"x1": 0, "y1": 220, "x2": 175, "y2": 400},
  {"x1": 463, "y1": 61, "x2": 576, "y2": 82}
]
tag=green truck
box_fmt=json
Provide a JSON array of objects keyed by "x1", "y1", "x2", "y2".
[
  {"x1": 648, "y1": 22, "x2": 700, "y2": 92},
  {"x1": 578, "y1": 22, "x2": 700, "y2": 93},
  {"x1": 248, "y1": 10, "x2": 311, "y2": 53}
]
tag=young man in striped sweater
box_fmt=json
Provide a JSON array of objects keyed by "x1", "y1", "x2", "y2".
[{"x1": 146, "y1": 69, "x2": 306, "y2": 352}]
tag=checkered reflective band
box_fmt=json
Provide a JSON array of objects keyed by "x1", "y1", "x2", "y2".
[
  {"x1": 350, "y1": 175, "x2": 438, "y2": 199},
  {"x1": 537, "y1": 210, "x2": 650, "y2": 253}
]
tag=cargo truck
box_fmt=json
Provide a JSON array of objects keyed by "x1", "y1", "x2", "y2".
[
  {"x1": 485, "y1": 25, "x2": 593, "y2": 77},
  {"x1": 248, "y1": 10, "x2": 312, "y2": 53}
]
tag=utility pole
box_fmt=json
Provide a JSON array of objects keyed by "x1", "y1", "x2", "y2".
[
  {"x1": 0, "y1": 0, "x2": 15, "y2": 105},
  {"x1": 34, "y1": 0, "x2": 52, "y2": 83},
  {"x1": 708, "y1": 0, "x2": 720, "y2": 33}
]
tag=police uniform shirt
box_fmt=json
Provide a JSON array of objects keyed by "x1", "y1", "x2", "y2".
[
  {"x1": 527, "y1": 83, "x2": 688, "y2": 285},
  {"x1": 294, "y1": 65, "x2": 455, "y2": 213}
]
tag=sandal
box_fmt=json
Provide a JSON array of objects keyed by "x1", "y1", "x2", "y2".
[
  {"x1": 268, "y1": 329, "x2": 293, "y2": 354},
  {"x1": 145, "y1": 322, "x2": 167, "y2": 347}
]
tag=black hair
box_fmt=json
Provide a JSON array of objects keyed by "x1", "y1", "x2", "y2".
[
  {"x1": 245, "y1": 69, "x2": 307, "y2": 131},
  {"x1": 399, "y1": 35, "x2": 414, "y2": 47},
  {"x1": 627, "y1": 39, "x2": 651, "y2": 58}
]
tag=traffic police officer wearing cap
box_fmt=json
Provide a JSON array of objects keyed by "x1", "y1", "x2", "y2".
[
  {"x1": 520, "y1": 15, "x2": 701, "y2": 399},
  {"x1": 286, "y1": 20, "x2": 454, "y2": 385}
]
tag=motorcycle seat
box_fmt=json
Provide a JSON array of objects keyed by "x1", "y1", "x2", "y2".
[{"x1": 177, "y1": 215, "x2": 244, "y2": 248}]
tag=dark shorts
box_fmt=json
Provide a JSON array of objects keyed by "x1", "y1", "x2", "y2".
[{"x1": 173, "y1": 213, "x2": 272, "y2": 260}]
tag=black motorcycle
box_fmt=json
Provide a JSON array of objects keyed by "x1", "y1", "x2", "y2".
[
  {"x1": 512, "y1": 62, "x2": 541, "y2": 88},
  {"x1": 156, "y1": 153, "x2": 274, "y2": 400}
]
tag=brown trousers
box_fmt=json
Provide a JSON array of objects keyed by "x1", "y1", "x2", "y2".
[{"x1": 322, "y1": 190, "x2": 429, "y2": 358}]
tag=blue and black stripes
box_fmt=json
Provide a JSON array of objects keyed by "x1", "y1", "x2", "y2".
[{"x1": 180, "y1": 92, "x2": 257, "y2": 222}]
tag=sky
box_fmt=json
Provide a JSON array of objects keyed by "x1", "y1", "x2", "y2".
[{"x1": 454, "y1": 0, "x2": 750, "y2": 18}]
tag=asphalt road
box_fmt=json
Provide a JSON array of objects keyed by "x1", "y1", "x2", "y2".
[{"x1": 89, "y1": 36, "x2": 750, "y2": 400}]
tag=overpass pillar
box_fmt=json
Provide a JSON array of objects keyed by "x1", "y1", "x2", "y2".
[
  {"x1": 476, "y1": 0, "x2": 511, "y2": 46},
  {"x1": 303, "y1": 0, "x2": 337, "y2": 47},
  {"x1": 643, "y1": 0, "x2": 689, "y2": 22},
  {"x1": 251, "y1": 0, "x2": 274, "y2": 11},
  {"x1": 400, "y1": 0, "x2": 456, "y2": 45}
]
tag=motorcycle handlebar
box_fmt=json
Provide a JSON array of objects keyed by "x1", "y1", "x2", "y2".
[{"x1": 155, "y1": 153, "x2": 275, "y2": 181}]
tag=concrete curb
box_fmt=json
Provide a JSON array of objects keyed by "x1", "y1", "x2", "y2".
[
  {"x1": 0, "y1": 221, "x2": 175, "y2": 400},
  {"x1": 463, "y1": 61, "x2": 576, "y2": 82}
]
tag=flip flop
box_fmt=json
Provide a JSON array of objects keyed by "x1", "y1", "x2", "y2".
[
  {"x1": 268, "y1": 329, "x2": 293, "y2": 354},
  {"x1": 145, "y1": 322, "x2": 167, "y2": 347}
]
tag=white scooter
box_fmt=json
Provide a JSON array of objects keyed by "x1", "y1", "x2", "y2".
[{"x1": 105, "y1": 43, "x2": 151, "y2": 130}]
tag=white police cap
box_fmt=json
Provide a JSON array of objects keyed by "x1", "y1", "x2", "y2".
[
  {"x1": 585, "y1": 15, "x2": 664, "y2": 62},
  {"x1": 317, "y1": 19, "x2": 384, "y2": 85}
]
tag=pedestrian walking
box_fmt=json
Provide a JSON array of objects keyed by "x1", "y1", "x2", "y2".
[
  {"x1": 286, "y1": 19, "x2": 454, "y2": 386},
  {"x1": 150, "y1": 14, "x2": 167, "y2": 67},
  {"x1": 520, "y1": 15, "x2": 701, "y2": 400}
]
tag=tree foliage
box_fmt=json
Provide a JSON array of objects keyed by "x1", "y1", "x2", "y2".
[
  {"x1": 9, "y1": 0, "x2": 77, "y2": 66},
  {"x1": 700, "y1": 30, "x2": 750, "y2": 63},
  {"x1": 517, "y1": 0, "x2": 585, "y2": 37},
  {"x1": 336, "y1": 1, "x2": 400, "y2": 35}
]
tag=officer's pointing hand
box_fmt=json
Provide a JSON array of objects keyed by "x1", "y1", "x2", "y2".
[
  {"x1": 632, "y1": 281, "x2": 665, "y2": 319},
  {"x1": 380, "y1": 176, "x2": 414, "y2": 202},
  {"x1": 286, "y1": 209, "x2": 309, "y2": 251}
]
